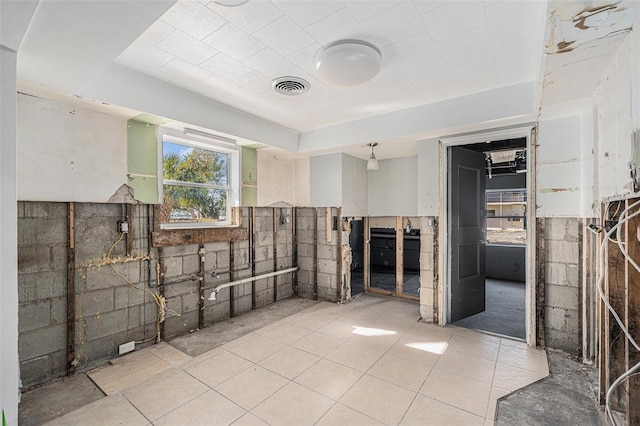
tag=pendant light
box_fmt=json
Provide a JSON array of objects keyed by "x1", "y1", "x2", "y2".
[{"x1": 367, "y1": 143, "x2": 379, "y2": 171}]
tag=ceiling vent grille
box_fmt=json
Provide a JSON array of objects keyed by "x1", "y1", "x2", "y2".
[{"x1": 272, "y1": 77, "x2": 309, "y2": 96}]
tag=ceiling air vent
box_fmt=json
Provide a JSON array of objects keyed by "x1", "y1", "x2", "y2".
[{"x1": 272, "y1": 77, "x2": 309, "y2": 96}]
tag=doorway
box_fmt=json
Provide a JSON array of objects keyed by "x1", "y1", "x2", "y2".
[{"x1": 442, "y1": 128, "x2": 535, "y2": 343}]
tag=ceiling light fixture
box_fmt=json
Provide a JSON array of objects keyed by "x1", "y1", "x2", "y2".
[
  {"x1": 315, "y1": 40, "x2": 381, "y2": 86},
  {"x1": 367, "y1": 143, "x2": 379, "y2": 171}
]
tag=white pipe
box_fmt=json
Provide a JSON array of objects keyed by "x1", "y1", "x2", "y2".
[{"x1": 208, "y1": 267, "x2": 298, "y2": 301}]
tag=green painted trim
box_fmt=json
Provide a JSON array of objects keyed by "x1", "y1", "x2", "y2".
[
  {"x1": 127, "y1": 119, "x2": 159, "y2": 203},
  {"x1": 241, "y1": 146, "x2": 257, "y2": 206}
]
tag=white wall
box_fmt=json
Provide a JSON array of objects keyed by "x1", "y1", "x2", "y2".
[
  {"x1": 257, "y1": 148, "x2": 296, "y2": 206},
  {"x1": 341, "y1": 154, "x2": 367, "y2": 217},
  {"x1": 536, "y1": 115, "x2": 583, "y2": 217},
  {"x1": 417, "y1": 138, "x2": 439, "y2": 216},
  {"x1": 17, "y1": 94, "x2": 128, "y2": 202},
  {"x1": 593, "y1": 34, "x2": 634, "y2": 200},
  {"x1": 0, "y1": 45, "x2": 20, "y2": 426},
  {"x1": 368, "y1": 156, "x2": 418, "y2": 216},
  {"x1": 295, "y1": 157, "x2": 310, "y2": 207},
  {"x1": 310, "y1": 153, "x2": 342, "y2": 207}
]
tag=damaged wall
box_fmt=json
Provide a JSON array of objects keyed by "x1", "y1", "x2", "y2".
[
  {"x1": 17, "y1": 94, "x2": 129, "y2": 202},
  {"x1": 17, "y1": 202, "x2": 336, "y2": 390}
]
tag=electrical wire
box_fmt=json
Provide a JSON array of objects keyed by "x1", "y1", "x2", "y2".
[
  {"x1": 106, "y1": 233, "x2": 180, "y2": 344},
  {"x1": 597, "y1": 199, "x2": 640, "y2": 424}
]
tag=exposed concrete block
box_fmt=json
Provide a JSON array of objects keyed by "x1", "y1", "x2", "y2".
[
  {"x1": 317, "y1": 273, "x2": 331, "y2": 288},
  {"x1": 18, "y1": 245, "x2": 53, "y2": 274},
  {"x1": 83, "y1": 309, "x2": 129, "y2": 341},
  {"x1": 22, "y1": 202, "x2": 69, "y2": 219},
  {"x1": 81, "y1": 335, "x2": 117, "y2": 366},
  {"x1": 545, "y1": 218, "x2": 567, "y2": 241},
  {"x1": 566, "y1": 264, "x2": 579, "y2": 287},
  {"x1": 546, "y1": 306, "x2": 579, "y2": 333},
  {"x1": 203, "y1": 301, "x2": 230, "y2": 324},
  {"x1": 420, "y1": 251, "x2": 434, "y2": 272},
  {"x1": 84, "y1": 267, "x2": 123, "y2": 291},
  {"x1": 182, "y1": 292, "x2": 200, "y2": 312},
  {"x1": 50, "y1": 297, "x2": 66, "y2": 326},
  {"x1": 80, "y1": 288, "x2": 115, "y2": 316},
  {"x1": 420, "y1": 270, "x2": 434, "y2": 288},
  {"x1": 164, "y1": 310, "x2": 198, "y2": 338},
  {"x1": 127, "y1": 305, "x2": 141, "y2": 329},
  {"x1": 205, "y1": 251, "x2": 217, "y2": 269},
  {"x1": 565, "y1": 220, "x2": 579, "y2": 242},
  {"x1": 235, "y1": 295, "x2": 252, "y2": 315},
  {"x1": 317, "y1": 286, "x2": 336, "y2": 302},
  {"x1": 317, "y1": 244, "x2": 336, "y2": 261},
  {"x1": 182, "y1": 254, "x2": 201, "y2": 276},
  {"x1": 18, "y1": 271, "x2": 67, "y2": 303},
  {"x1": 19, "y1": 324, "x2": 66, "y2": 360},
  {"x1": 163, "y1": 243, "x2": 200, "y2": 258},
  {"x1": 545, "y1": 262, "x2": 567, "y2": 286},
  {"x1": 204, "y1": 242, "x2": 229, "y2": 253},
  {"x1": 35, "y1": 218, "x2": 67, "y2": 246},
  {"x1": 546, "y1": 284, "x2": 579, "y2": 311},
  {"x1": 546, "y1": 329, "x2": 580, "y2": 356},
  {"x1": 255, "y1": 246, "x2": 270, "y2": 262},
  {"x1": 255, "y1": 260, "x2": 273, "y2": 274},
  {"x1": 163, "y1": 256, "x2": 183, "y2": 278},
  {"x1": 317, "y1": 259, "x2": 336, "y2": 274},
  {"x1": 20, "y1": 355, "x2": 52, "y2": 389},
  {"x1": 18, "y1": 300, "x2": 51, "y2": 333},
  {"x1": 215, "y1": 249, "x2": 230, "y2": 269},
  {"x1": 115, "y1": 286, "x2": 146, "y2": 309},
  {"x1": 547, "y1": 240, "x2": 579, "y2": 265}
]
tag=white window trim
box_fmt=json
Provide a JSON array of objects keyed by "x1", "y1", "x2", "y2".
[{"x1": 158, "y1": 126, "x2": 240, "y2": 229}]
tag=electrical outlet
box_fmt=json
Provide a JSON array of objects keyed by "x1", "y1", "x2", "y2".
[
  {"x1": 117, "y1": 220, "x2": 129, "y2": 233},
  {"x1": 118, "y1": 341, "x2": 135, "y2": 355}
]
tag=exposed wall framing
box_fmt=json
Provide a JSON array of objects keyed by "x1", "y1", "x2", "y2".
[{"x1": 599, "y1": 198, "x2": 640, "y2": 425}]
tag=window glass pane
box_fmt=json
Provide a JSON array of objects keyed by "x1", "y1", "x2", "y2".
[
  {"x1": 161, "y1": 185, "x2": 228, "y2": 223},
  {"x1": 163, "y1": 141, "x2": 229, "y2": 186},
  {"x1": 486, "y1": 189, "x2": 527, "y2": 244}
]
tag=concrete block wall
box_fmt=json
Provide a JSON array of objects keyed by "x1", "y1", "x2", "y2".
[
  {"x1": 17, "y1": 202, "x2": 68, "y2": 388},
  {"x1": 17, "y1": 203, "x2": 306, "y2": 390},
  {"x1": 296, "y1": 207, "x2": 340, "y2": 302},
  {"x1": 544, "y1": 217, "x2": 581, "y2": 355},
  {"x1": 419, "y1": 217, "x2": 437, "y2": 322},
  {"x1": 73, "y1": 203, "x2": 157, "y2": 371}
]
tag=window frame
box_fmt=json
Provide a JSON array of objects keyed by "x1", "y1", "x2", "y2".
[{"x1": 158, "y1": 126, "x2": 240, "y2": 229}]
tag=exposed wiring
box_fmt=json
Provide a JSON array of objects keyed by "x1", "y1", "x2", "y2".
[
  {"x1": 106, "y1": 233, "x2": 181, "y2": 344},
  {"x1": 597, "y1": 199, "x2": 640, "y2": 425}
]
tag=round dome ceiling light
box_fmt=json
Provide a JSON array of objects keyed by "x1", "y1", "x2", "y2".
[
  {"x1": 272, "y1": 76, "x2": 310, "y2": 96},
  {"x1": 315, "y1": 40, "x2": 382, "y2": 86}
]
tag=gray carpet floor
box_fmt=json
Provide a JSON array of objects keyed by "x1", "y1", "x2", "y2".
[{"x1": 452, "y1": 279, "x2": 526, "y2": 339}]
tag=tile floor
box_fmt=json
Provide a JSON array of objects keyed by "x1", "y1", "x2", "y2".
[{"x1": 47, "y1": 295, "x2": 549, "y2": 426}]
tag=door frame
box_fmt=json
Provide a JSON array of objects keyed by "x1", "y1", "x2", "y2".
[{"x1": 439, "y1": 124, "x2": 537, "y2": 346}]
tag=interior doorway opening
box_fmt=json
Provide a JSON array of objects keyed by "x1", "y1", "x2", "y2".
[{"x1": 448, "y1": 137, "x2": 528, "y2": 340}]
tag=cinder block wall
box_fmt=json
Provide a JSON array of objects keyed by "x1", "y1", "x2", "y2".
[
  {"x1": 18, "y1": 202, "x2": 333, "y2": 390},
  {"x1": 296, "y1": 207, "x2": 340, "y2": 302},
  {"x1": 543, "y1": 217, "x2": 581, "y2": 355},
  {"x1": 17, "y1": 203, "x2": 68, "y2": 387},
  {"x1": 419, "y1": 217, "x2": 438, "y2": 322}
]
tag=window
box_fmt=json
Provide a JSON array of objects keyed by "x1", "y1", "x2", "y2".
[{"x1": 159, "y1": 127, "x2": 239, "y2": 228}]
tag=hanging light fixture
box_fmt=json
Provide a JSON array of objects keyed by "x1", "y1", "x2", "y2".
[{"x1": 367, "y1": 143, "x2": 379, "y2": 170}]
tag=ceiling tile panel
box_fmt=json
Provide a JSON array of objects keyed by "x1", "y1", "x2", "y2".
[
  {"x1": 360, "y1": 1, "x2": 427, "y2": 47},
  {"x1": 381, "y1": 31, "x2": 437, "y2": 66},
  {"x1": 286, "y1": 43, "x2": 322, "y2": 75},
  {"x1": 436, "y1": 26, "x2": 492, "y2": 65},
  {"x1": 244, "y1": 48, "x2": 293, "y2": 76},
  {"x1": 203, "y1": 23, "x2": 266, "y2": 60},
  {"x1": 200, "y1": 52, "x2": 254, "y2": 79},
  {"x1": 161, "y1": 57, "x2": 212, "y2": 83},
  {"x1": 485, "y1": 0, "x2": 547, "y2": 31},
  {"x1": 411, "y1": 0, "x2": 449, "y2": 15},
  {"x1": 253, "y1": 15, "x2": 316, "y2": 55},
  {"x1": 116, "y1": 40, "x2": 176, "y2": 69},
  {"x1": 304, "y1": 8, "x2": 367, "y2": 46},
  {"x1": 446, "y1": 49, "x2": 500, "y2": 93},
  {"x1": 398, "y1": 57, "x2": 460, "y2": 102},
  {"x1": 342, "y1": 0, "x2": 398, "y2": 22},
  {"x1": 199, "y1": 74, "x2": 242, "y2": 97},
  {"x1": 272, "y1": 0, "x2": 344, "y2": 27},
  {"x1": 365, "y1": 65, "x2": 426, "y2": 107},
  {"x1": 160, "y1": 0, "x2": 226, "y2": 40},
  {"x1": 420, "y1": 1, "x2": 487, "y2": 41},
  {"x1": 156, "y1": 29, "x2": 219, "y2": 65},
  {"x1": 206, "y1": 0, "x2": 284, "y2": 34},
  {"x1": 234, "y1": 70, "x2": 276, "y2": 94},
  {"x1": 137, "y1": 20, "x2": 175, "y2": 46}
]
